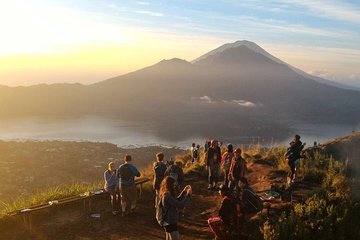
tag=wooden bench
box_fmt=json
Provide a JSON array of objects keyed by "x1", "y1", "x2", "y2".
[{"x1": 8, "y1": 177, "x2": 150, "y2": 230}]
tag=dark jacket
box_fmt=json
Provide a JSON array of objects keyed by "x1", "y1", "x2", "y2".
[
  {"x1": 162, "y1": 191, "x2": 190, "y2": 225},
  {"x1": 206, "y1": 147, "x2": 222, "y2": 166},
  {"x1": 164, "y1": 164, "x2": 184, "y2": 185},
  {"x1": 153, "y1": 161, "x2": 166, "y2": 190},
  {"x1": 219, "y1": 196, "x2": 236, "y2": 226},
  {"x1": 286, "y1": 140, "x2": 304, "y2": 161}
]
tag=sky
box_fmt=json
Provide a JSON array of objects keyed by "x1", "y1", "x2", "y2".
[{"x1": 0, "y1": 0, "x2": 359, "y2": 87}]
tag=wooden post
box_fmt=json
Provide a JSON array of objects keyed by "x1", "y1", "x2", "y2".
[
  {"x1": 22, "y1": 212, "x2": 32, "y2": 230},
  {"x1": 28, "y1": 213, "x2": 32, "y2": 230},
  {"x1": 139, "y1": 183, "x2": 143, "y2": 199}
]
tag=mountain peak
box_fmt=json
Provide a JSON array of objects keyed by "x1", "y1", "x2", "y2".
[
  {"x1": 157, "y1": 58, "x2": 190, "y2": 65},
  {"x1": 192, "y1": 40, "x2": 269, "y2": 63},
  {"x1": 193, "y1": 44, "x2": 277, "y2": 67}
]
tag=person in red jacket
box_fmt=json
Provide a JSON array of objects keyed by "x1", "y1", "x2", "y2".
[{"x1": 206, "y1": 139, "x2": 222, "y2": 190}]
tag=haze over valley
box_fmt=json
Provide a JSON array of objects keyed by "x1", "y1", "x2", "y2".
[{"x1": 0, "y1": 41, "x2": 359, "y2": 146}]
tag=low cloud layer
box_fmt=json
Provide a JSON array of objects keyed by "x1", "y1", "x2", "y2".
[
  {"x1": 222, "y1": 99, "x2": 257, "y2": 107},
  {"x1": 193, "y1": 96, "x2": 258, "y2": 107}
]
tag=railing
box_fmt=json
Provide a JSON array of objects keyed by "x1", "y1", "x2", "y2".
[{"x1": 7, "y1": 177, "x2": 150, "y2": 229}]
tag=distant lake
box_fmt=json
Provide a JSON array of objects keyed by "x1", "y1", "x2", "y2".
[{"x1": 0, "y1": 116, "x2": 358, "y2": 148}]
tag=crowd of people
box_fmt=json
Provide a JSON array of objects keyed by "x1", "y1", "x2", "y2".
[{"x1": 103, "y1": 135, "x2": 305, "y2": 240}]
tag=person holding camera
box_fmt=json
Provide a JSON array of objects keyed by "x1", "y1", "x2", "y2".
[{"x1": 158, "y1": 176, "x2": 192, "y2": 240}]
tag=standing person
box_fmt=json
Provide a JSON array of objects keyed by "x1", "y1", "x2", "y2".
[
  {"x1": 204, "y1": 140, "x2": 211, "y2": 154},
  {"x1": 206, "y1": 139, "x2": 222, "y2": 190},
  {"x1": 228, "y1": 148, "x2": 248, "y2": 193},
  {"x1": 117, "y1": 155, "x2": 141, "y2": 216},
  {"x1": 285, "y1": 134, "x2": 306, "y2": 184},
  {"x1": 158, "y1": 176, "x2": 192, "y2": 240},
  {"x1": 153, "y1": 152, "x2": 166, "y2": 208},
  {"x1": 195, "y1": 144, "x2": 200, "y2": 162},
  {"x1": 221, "y1": 144, "x2": 234, "y2": 188},
  {"x1": 190, "y1": 143, "x2": 197, "y2": 163},
  {"x1": 104, "y1": 162, "x2": 120, "y2": 215},
  {"x1": 165, "y1": 160, "x2": 184, "y2": 189}
]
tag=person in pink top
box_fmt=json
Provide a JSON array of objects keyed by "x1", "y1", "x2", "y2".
[{"x1": 221, "y1": 144, "x2": 234, "y2": 188}]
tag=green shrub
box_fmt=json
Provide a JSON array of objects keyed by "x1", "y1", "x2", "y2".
[{"x1": 262, "y1": 154, "x2": 360, "y2": 240}]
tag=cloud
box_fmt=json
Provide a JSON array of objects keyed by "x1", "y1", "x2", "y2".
[
  {"x1": 348, "y1": 74, "x2": 359, "y2": 80},
  {"x1": 135, "y1": 10, "x2": 164, "y2": 17},
  {"x1": 205, "y1": 14, "x2": 351, "y2": 38},
  {"x1": 275, "y1": 0, "x2": 360, "y2": 23},
  {"x1": 193, "y1": 96, "x2": 258, "y2": 107},
  {"x1": 198, "y1": 96, "x2": 214, "y2": 103},
  {"x1": 223, "y1": 99, "x2": 257, "y2": 107},
  {"x1": 307, "y1": 69, "x2": 334, "y2": 79},
  {"x1": 137, "y1": 1, "x2": 150, "y2": 6},
  {"x1": 307, "y1": 70, "x2": 360, "y2": 88}
]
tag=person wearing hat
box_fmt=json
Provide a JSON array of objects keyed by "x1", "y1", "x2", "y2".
[
  {"x1": 228, "y1": 148, "x2": 248, "y2": 193},
  {"x1": 206, "y1": 139, "x2": 222, "y2": 190},
  {"x1": 208, "y1": 184, "x2": 239, "y2": 240}
]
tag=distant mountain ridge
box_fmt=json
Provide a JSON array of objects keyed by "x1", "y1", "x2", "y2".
[
  {"x1": 0, "y1": 40, "x2": 359, "y2": 142},
  {"x1": 193, "y1": 40, "x2": 359, "y2": 91}
]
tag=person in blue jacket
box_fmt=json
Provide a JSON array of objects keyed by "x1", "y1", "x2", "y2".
[
  {"x1": 104, "y1": 162, "x2": 120, "y2": 215},
  {"x1": 117, "y1": 155, "x2": 141, "y2": 216}
]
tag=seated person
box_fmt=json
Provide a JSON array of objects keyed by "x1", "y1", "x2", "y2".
[{"x1": 208, "y1": 184, "x2": 242, "y2": 240}]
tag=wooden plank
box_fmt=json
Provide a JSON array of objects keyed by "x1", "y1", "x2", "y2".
[{"x1": 7, "y1": 177, "x2": 150, "y2": 216}]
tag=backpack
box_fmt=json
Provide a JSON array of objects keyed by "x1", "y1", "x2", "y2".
[
  {"x1": 193, "y1": 148, "x2": 198, "y2": 158},
  {"x1": 155, "y1": 196, "x2": 169, "y2": 227},
  {"x1": 241, "y1": 188, "x2": 263, "y2": 213},
  {"x1": 119, "y1": 164, "x2": 133, "y2": 181},
  {"x1": 223, "y1": 153, "x2": 232, "y2": 171},
  {"x1": 232, "y1": 160, "x2": 241, "y2": 179}
]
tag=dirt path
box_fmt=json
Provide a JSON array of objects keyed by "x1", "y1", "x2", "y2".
[{"x1": 2, "y1": 161, "x2": 319, "y2": 240}]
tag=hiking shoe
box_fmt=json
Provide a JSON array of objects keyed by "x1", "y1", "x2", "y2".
[
  {"x1": 112, "y1": 210, "x2": 118, "y2": 216},
  {"x1": 207, "y1": 186, "x2": 212, "y2": 190}
]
